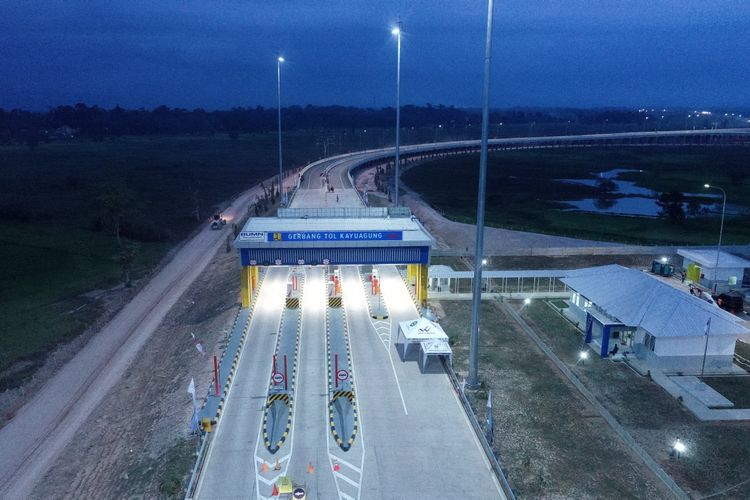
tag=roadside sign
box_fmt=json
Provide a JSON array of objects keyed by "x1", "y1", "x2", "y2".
[
  {"x1": 274, "y1": 259, "x2": 282, "y2": 266},
  {"x1": 293, "y1": 487, "x2": 306, "y2": 499},
  {"x1": 249, "y1": 259, "x2": 257, "y2": 266},
  {"x1": 322, "y1": 258, "x2": 330, "y2": 265},
  {"x1": 297, "y1": 259, "x2": 305, "y2": 265},
  {"x1": 336, "y1": 369, "x2": 349, "y2": 382},
  {"x1": 273, "y1": 373, "x2": 285, "y2": 385}
]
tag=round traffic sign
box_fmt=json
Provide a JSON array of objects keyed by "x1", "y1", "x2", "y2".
[
  {"x1": 336, "y1": 369, "x2": 349, "y2": 382},
  {"x1": 249, "y1": 259, "x2": 257, "y2": 266},
  {"x1": 274, "y1": 259, "x2": 282, "y2": 266},
  {"x1": 272, "y1": 373, "x2": 285, "y2": 385},
  {"x1": 297, "y1": 259, "x2": 305, "y2": 265},
  {"x1": 322, "y1": 258, "x2": 330, "y2": 265},
  {"x1": 293, "y1": 487, "x2": 306, "y2": 499}
]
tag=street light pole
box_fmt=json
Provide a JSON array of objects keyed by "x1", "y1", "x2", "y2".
[
  {"x1": 704, "y1": 184, "x2": 726, "y2": 286},
  {"x1": 277, "y1": 56, "x2": 285, "y2": 206},
  {"x1": 467, "y1": 0, "x2": 495, "y2": 390},
  {"x1": 392, "y1": 23, "x2": 402, "y2": 206}
]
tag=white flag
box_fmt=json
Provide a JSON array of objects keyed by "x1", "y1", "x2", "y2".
[
  {"x1": 486, "y1": 389, "x2": 494, "y2": 447},
  {"x1": 187, "y1": 377, "x2": 197, "y2": 409},
  {"x1": 195, "y1": 342, "x2": 205, "y2": 355}
]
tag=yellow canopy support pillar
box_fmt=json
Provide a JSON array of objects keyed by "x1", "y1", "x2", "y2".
[
  {"x1": 407, "y1": 264, "x2": 417, "y2": 289},
  {"x1": 251, "y1": 265, "x2": 259, "y2": 291},
  {"x1": 240, "y1": 267, "x2": 252, "y2": 308},
  {"x1": 416, "y1": 264, "x2": 428, "y2": 307}
]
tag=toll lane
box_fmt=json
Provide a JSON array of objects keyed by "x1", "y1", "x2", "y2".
[
  {"x1": 194, "y1": 267, "x2": 289, "y2": 499},
  {"x1": 343, "y1": 265, "x2": 504, "y2": 499}
]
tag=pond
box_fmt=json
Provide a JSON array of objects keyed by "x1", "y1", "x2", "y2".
[{"x1": 556, "y1": 169, "x2": 736, "y2": 217}]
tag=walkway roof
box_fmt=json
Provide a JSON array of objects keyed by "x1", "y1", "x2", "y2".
[{"x1": 561, "y1": 265, "x2": 748, "y2": 338}]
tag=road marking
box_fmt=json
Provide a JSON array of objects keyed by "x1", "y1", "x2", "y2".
[{"x1": 333, "y1": 470, "x2": 360, "y2": 488}]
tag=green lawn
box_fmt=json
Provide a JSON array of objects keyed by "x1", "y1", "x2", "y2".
[
  {"x1": 403, "y1": 147, "x2": 750, "y2": 245},
  {"x1": 702, "y1": 377, "x2": 750, "y2": 408}
]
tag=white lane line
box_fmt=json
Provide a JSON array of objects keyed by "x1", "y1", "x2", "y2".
[
  {"x1": 333, "y1": 471, "x2": 361, "y2": 488},
  {"x1": 339, "y1": 492, "x2": 355, "y2": 500},
  {"x1": 330, "y1": 455, "x2": 362, "y2": 474}
]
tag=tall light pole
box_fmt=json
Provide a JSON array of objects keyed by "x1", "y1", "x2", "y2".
[
  {"x1": 391, "y1": 23, "x2": 402, "y2": 206},
  {"x1": 277, "y1": 56, "x2": 285, "y2": 206},
  {"x1": 704, "y1": 183, "x2": 726, "y2": 287},
  {"x1": 467, "y1": 0, "x2": 495, "y2": 390}
]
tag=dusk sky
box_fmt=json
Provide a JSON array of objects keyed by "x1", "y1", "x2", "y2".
[{"x1": 1, "y1": 1, "x2": 748, "y2": 110}]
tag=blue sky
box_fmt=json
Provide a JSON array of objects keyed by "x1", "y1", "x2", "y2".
[{"x1": 1, "y1": 1, "x2": 748, "y2": 110}]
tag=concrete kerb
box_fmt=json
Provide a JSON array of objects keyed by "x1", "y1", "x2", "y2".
[{"x1": 503, "y1": 303, "x2": 689, "y2": 500}]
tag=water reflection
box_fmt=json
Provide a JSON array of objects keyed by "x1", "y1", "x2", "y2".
[{"x1": 557, "y1": 169, "x2": 743, "y2": 217}]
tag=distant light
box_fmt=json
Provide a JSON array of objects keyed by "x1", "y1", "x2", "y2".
[
  {"x1": 674, "y1": 440, "x2": 686, "y2": 453},
  {"x1": 278, "y1": 56, "x2": 285, "y2": 63},
  {"x1": 481, "y1": 259, "x2": 488, "y2": 266},
  {"x1": 661, "y1": 257, "x2": 668, "y2": 263},
  {"x1": 704, "y1": 183, "x2": 710, "y2": 188},
  {"x1": 579, "y1": 350, "x2": 589, "y2": 360},
  {"x1": 391, "y1": 27, "x2": 400, "y2": 35},
  {"x1": 524, "y1": 298, "x2": 531, "y2": 305}
]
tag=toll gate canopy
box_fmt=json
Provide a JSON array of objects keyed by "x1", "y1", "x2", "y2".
[{"x1": 234, "y1": 207, "x2": 434, "y2": 266}]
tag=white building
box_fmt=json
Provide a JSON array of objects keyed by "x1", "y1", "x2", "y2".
[
  {"x1": 562, "y1": 265, "x2": 749, "y2": 374},
  {"x1": 677, "y1": 248, "x2": 750, "y2": 288}
]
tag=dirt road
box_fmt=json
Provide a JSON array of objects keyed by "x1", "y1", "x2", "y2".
[{"x1": 0, "y1": 183, "x2": 264, "y2": 499}]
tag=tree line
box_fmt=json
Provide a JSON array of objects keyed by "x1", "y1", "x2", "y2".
[{"x1": 0, "y1": 103, "x2": 643, "y2": 144}]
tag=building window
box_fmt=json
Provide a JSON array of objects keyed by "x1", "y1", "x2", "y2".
[{"x1": 644, "y1": 333, "x2": 656, "y2": 352}]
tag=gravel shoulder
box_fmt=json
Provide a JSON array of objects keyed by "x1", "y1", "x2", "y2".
[{"x1": 33, "y1": 247, "x2": 240, "y2": 499}]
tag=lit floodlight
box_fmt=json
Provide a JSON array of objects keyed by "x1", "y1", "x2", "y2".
[
  {"x1": 278, "y1": 56, "x2": 285, "y2": 63},
  {"x1": 579, "y1": 350, "x2": 589, "y2": 360},
  {"x1": 704, "y1": 183, "x2": 710, "y2": 188},
  {"x1": 481, "y1": 259, "x2": 488, "y2": 266},
  {"x1": 673, "y1": 440, "x2": 686, "y2": 453},
  {"x1": 523, "y1": 298, "x2": 531, "y2": 305},
  {"x1": 391, "y1": 27, "x2": 400, "y2": 35},
  {"x1": 661, "y1": 257, "x2": 668, "y2": 263}
]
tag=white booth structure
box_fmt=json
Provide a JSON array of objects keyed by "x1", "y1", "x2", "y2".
[
  {"x1": 397, "y1": 317, "x2": 453, "y2": 372},
  {"x1": 678, "y1": 248, "x2": 750, "y2": 288}
]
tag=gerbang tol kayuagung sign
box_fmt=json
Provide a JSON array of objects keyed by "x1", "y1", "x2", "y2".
[{"x1": 268, "y1": 231, "x2": 403, "y2": 242}]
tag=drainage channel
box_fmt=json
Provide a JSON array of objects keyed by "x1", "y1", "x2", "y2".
[
  {"x1": 326, "y1": 266, "x2": 358, "y2": 452},
  {"x1": 262, "y1": 267, "x2": 305, "y2": 455}
]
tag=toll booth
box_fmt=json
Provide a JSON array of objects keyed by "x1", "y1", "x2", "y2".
[{"x1": 234, "y1": 207, "x2": 435, "y2": 306}]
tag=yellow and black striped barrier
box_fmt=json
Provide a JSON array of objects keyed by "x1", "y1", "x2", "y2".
[
  {"x1": 328, "y1": 296, "x2": 342, "y2": 308},
  {"x1": 286, "y1": 297, "x2": 299, "y2": 309}
]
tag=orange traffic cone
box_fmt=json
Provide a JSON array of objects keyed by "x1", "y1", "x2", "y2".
[
  {"x1": 307, "y1": 462, "x2": 315, "y2": 474},
  {"x1": 333, "y1": 461, "x2": 341, "y2": 472},
  {"x1": 271, "y1": 483, "x2": 279, "y2": 496},
  {"x1": 261, "y1": 461, "x2": 269, "y2": 473},
  {"x1": 274, "y1": 459, "x2": 281, "y2": 471}
]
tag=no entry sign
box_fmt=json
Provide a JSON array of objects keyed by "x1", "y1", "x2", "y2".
[
  {"x1": 273, "y1": 373, "x2": 285, "y2": 385},
  {"x1": 336, "y1": 369, "x2": 349, "y2": 382}
]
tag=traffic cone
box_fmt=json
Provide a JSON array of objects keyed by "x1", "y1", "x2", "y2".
[
  {"x1": 271, "y1": 483, "x2": 279, "y2": 496},
  {"x1": 261, "y1": 461, "x2": 269, "y2": 473},
  {"x1": 307, "y1": 462, "x2": 315, "y2": 474},
  {"x1": 274, "y1": 459, "x2": 281, "y2": 471},
  {"x1": 333, "y1": 461, "x2": 341, "y2": 472}
]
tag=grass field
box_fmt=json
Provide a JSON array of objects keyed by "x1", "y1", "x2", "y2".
[
  {"x1": 521, "y1": 300, "x2": 750, "y2": 497},
  {"x1": 436, "y1": 299, "x2": 666, "y2": 498},
  {"x1": 0, "y1": 132, "x2": 340, "y2": 380},
  {"x1": 403, "y1": 146, "x2": 750, "y2": 245}
]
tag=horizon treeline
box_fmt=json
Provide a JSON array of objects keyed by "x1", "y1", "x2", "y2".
[{"x1": 0, "y1": 104, "x2": 645, "y2": 143}]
